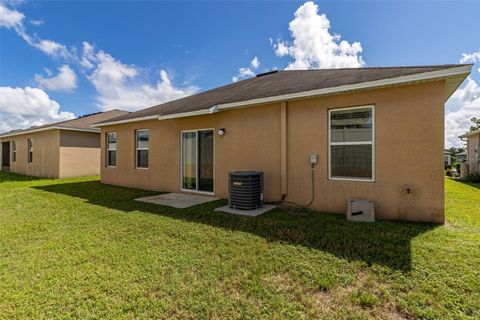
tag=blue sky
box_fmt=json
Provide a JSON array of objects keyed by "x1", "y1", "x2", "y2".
[{"x1": 1, "y1": 1, "x2": 479, "y2": 147}]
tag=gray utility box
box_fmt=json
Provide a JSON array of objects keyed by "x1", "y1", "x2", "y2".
[
  {"x1": 228, "y1": 171, "x2": 264, "y2": 210},
  {"x1": 347, "y1": 199, "x2": 375, "y2": 222}
]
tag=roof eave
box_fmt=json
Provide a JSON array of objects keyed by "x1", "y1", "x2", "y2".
[
  {"x1": 0, "y1": 126, "x2": 100, "y2": 139},
  {"x1": 459, "y1": 129, "x2": 480, "y2": 139},
  {"x1": 91, "y1": 115, "x2": 159, "y2": 128},
  {"x1": 95, "y1": 64, "x2": 473, "y2": 126}
]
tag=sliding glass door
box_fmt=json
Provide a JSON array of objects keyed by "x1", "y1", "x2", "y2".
[{"x1": 181, "y1": 129, "x2": 214, "y2": 193}]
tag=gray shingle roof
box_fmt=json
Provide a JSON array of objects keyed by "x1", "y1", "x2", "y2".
[
  {"x1": 94, "y1": 64, "x2": 470, "y2": 125},
  {"x1": 1, "y1": 109, "x2": 129, "y2": 137}
]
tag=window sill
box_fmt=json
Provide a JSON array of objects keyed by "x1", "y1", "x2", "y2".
[{"x1": 329, "y1": 177, "x2": 375, "y2": 183}]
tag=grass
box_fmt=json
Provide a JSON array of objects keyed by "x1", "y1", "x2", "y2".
[{"x1": 0, "y1": 172, "x2": 479, "y2": 319}]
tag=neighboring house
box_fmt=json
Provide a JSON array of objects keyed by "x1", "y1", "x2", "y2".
[
  {"x1": 459, "y1": 129, "x2": 480, "y2": 174},
  {"x1": 0, "y1": 110, "x2": 128, "y2": 178},
  {"x1": 456, "y1": 151, "x2": 468, "y2": 163},
  {"x1": 93, "y1": 64, "x2": 472, "y2": 223},
  {"x1": 444, "y1": 150, "x2": 452, "y2": 167}
]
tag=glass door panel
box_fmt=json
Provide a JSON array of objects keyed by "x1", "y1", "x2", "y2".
[
  {"x1": 181, "y1": 131, "x2": 197, "y2": 190},
  {"x1": 198, "y1": 130, "x2": 214, "y2": 192}
]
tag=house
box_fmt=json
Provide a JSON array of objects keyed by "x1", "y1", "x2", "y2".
[
  {"x1": 93, "y1": 64, "x2": 472, "y2": 223},
  {"x1": 459, "y1": 129, "x2": 480, "y2": 174},
  {"x1": 456, "y1": 150, "x2": 468, "y2": 163},
  {"x1": 0, "y1": 110, "x2": 128, "y2": 178},
  {"x1": 444, "y1": 149, "x2": 452, "y2": 167}
]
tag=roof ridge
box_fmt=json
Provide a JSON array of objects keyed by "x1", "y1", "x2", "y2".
[{"x1": 279, "y1": 64, "x2": 472, "y2": 72}]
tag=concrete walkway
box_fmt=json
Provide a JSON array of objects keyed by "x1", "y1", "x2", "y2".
[{"x1": 135, "y1": 193, "x2": 218, "y2": 209}]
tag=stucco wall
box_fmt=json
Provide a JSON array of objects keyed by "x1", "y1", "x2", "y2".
[
  {"x1": 100, "y1": 81, "x2": 446, "y2": 223},
  {"x1": 0, "y1": 130, "x2": 102, "y2": 179},
  {"x1": 467, "y1": 133, "x2": 480, "y2": 174},
  {"x1": 0, "y1": 130, "x2": 60, "y2": 178},
  {"x1": 59, "y1": 130, "x2": 101, "y2": 178}
]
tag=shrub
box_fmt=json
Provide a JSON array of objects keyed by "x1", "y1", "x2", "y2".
[
  {"x1": 465, "y1": 172, "x2": 480, "y2": 183},
  {"x1": 446, "y1": 169, "x2": 452, "y2": 177}
]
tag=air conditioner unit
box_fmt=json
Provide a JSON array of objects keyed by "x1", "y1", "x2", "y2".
[
  {"x1": 347, "y1": 199, "x2": 375, "y2": 222},
  {"x1": 228, "y1": 171, "x2": 263, "y2": 210}
]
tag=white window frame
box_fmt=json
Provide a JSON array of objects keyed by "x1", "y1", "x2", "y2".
[
  {"x1": 12, "y1": 140, "x2": 16, "y2": 162},
  {"x1": 135, "y1": 129, "x2": 149, "y2": 169},
  {"x1": 106, "y1": 132, "x2": 117, "y2": 168},
  {"x1": 27, "y1": 139, "x2": 33, "y2": 163},
  {"x1": 328, "y1": 105, "x2": 375, "y2": 182}
]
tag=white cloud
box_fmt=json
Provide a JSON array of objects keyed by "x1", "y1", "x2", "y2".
[
  {"x1": 0, "y1": 86, "x2": 75, "y2": 133},
  {"x1": 272, "y1": 1, "x2": 364, "y2": 70},
  {"x1": 251, "y1": 56, "x2": 260, "y2": 69},
  {"x1": 445, "y1": 49, "x2": 480, "y2": 147},
  {"x1": 83, "y1": 46, "x2": 197, "y2": 111},
  {"x1": 460, "y1": 49, "x2": 480, "y2": 64},
  {"x1": 232, "y1": 56, "x2": 261, "y2": 82},
  {"x1": 29, "y1": 19, "x2": 43, "y2": 26},
  {"x1": 35, "y1": 65, "x2": 77, "y2": 92},
  {"x1": 0, "y1": 2, "x2": 24, "y2": 29},
  {"x1": 0, "y1": 2, "x2": 71, "y2": 59},
  {"x1": 32, "y1": 39, "x2": 70, "y2": 59}
]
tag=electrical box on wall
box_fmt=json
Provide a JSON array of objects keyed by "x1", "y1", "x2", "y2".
[{"x1": 310, "y1": 154, "x2": 318, "y2": 165}]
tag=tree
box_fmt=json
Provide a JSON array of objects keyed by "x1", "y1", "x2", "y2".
[{"x1": 470, "y1": 117, "x2": 480, "y2": 132}]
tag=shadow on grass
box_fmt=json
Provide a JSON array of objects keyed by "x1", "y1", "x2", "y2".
[
  {"x1": 450, "y1": 178, "x2": 480, "y2": 190},
  {"x1": 33, "y1": 180, "x2": 439, "y2": 271},
  {"x1": 0, "y1": 171, "x2": 43, "y2": 182}
]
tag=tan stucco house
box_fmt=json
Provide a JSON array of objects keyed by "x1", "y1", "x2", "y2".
[
  {"x1": 93, "y1": 64, "x2": 472, "y2": 223},
  {"x1": 459, "y1": 129, "x2": 480, "y2": 174},
  {"x1": 0, "y1": 110, "x2": 128, "y2": 178}
]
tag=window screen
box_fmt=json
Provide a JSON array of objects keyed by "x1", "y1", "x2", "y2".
[
  {"x1": 107, "y1": 132, "x2": 117, "y2": 167},
  {"x1": 136, "y1": 130, "x2": 148, "y2": 168},
  {"x1": 329, "y1": 106, "x2": 374, "y2": 180},
  {"x1": 27, "y1": 139, "x2": 33, "y2": 163}
]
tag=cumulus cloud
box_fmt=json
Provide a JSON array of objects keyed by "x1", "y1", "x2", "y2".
[
  {"x1": 35, "y1": 65, "x2": 77, "y2": 92},
  {"x1": 445, "y1": 49, "x2": 480, "y2": 147},
  {"x1": 82, "y1": 44, "x2": 197, "y2": 111},
  {"x1": 272, "y1": 1, "x2": 364, "y2": 70},
  {"x1": 232, "y1": 56, "x2": 261, "y2": 82},
  {"x1": 0, "y1": 87, "x2": 75, "y2": 133}
]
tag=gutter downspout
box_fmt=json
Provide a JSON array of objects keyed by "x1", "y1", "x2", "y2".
[{"x1": 280, "y1": 101, "x2": 288, "y2": 199}]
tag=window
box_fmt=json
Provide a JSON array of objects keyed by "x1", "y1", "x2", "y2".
[
  {"x1": 27, "y1": 139, "x2": 33, "y2": 163},
  {"x1": 136, "y1": 129, "x2": 149, "y2": 169},
  {"x1": 12, "y1": 141, "x2": 16, "y2": 162},
  {"x1": 329, "y1": 106, "x2": 374, "y2": 181},
  {"x1": 106, "y1": 132, "x2": 117, "y2": 167}
]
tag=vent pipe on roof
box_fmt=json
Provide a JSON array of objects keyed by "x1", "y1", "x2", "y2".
[{"x1": 256, "y1": 70, "x2": 278, "y2": 77}]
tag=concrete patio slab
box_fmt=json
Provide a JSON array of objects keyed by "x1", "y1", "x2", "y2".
[
  {"x1": 135, "y1": 193, "x2": 218, "y2": 209},
  {"x1": 214, "y1": 205, "x2": 277, "y2": 217}
]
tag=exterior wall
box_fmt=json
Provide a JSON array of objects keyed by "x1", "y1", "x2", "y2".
[
  {"x1": 0, "y1": 129, "x2": 102, "y2": 179},
  {"x1": 58, "y1": 130, "x2": 101, "y2": 178},
  {"x1": 100, "y1": 81, "x2": 446, "y2": 223},
  {"x1": 0, "y1": 130, "x2": 60, "y2": 178},
  {"x1": 467, "y1": 133, "x2": 480, "y2": 174},
  {"x1": 100, "y1": 104, "x2": 282, "y2": 200}
]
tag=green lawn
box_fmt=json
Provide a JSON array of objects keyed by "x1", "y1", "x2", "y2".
[{"x1": 0, "y1": 173, "x2": 479, "y2": 319}]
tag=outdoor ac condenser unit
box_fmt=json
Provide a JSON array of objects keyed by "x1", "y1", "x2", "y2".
[
  {"x1": 347, "y1": 199, "x2": 375, "y2": 222},
  {"x1": 228, "y1": 171, "x2": 263, "y2": 210}
]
